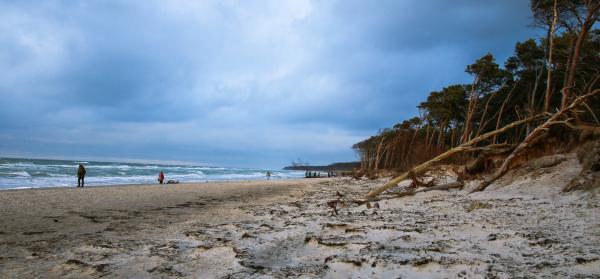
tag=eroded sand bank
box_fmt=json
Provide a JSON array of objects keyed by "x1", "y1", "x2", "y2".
[{"x1": 1, "y1": 155, "x2": 599, "y2": 278}]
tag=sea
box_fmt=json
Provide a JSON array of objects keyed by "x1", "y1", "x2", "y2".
[{"x1": 0, "y1": 157, "x2": 305, "y2": 190}]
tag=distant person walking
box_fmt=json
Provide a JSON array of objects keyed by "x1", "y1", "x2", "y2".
[
  {"x1": 158, "y1": 171, "x2": 165, "y2": 184},
  {"x1": 266, "y1": 171, "x2": 271, "y2": 181},
  {"x1": 77, "y1": 164, "x2": 86, "y2": 187}
]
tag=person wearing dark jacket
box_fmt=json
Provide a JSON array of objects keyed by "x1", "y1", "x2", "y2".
[{"x1": 77, "y1": 164, "x2": 86, "y2": 187}]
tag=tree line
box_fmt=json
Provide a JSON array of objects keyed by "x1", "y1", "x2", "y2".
[{"x1": 353, "y1": 0, "x2": 600, "y2": 171}]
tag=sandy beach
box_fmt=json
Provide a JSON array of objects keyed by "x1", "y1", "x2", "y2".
[
  {"x1": 0, "y1": 179, "x2": 319, "y2": 277},
  {"x1": 1, "y1": 155, "x2": 600, "y2": 278}
]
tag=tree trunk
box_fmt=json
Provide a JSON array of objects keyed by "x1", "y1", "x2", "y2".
[
  {"x1": 462, "y1": 77, "x2": 479, "y2": 143},
  {"x1": 428, "y1": 128, "x2": 437, "y2": 151},
  {"x1": 424, "y1": 125, "x2": 431, "y2": 150},
  {"x1": 437, "y1": 122, "x2": 447, "y2": 148},
  {"x1": 475, "y1": 91, "x2": 499, "y2": 138},
  {"x1": 450, "y1": 126, "x2": 456, "y2": 148},
  {"x1": 543, "y1": 0, "x2": 558, "y2": 113},
  {"x1": 374, "y1": 138, "x2": 384, "y2": 170},
  {"x1": 493, "y1": 83, "x2": 518, "y2": 143},
  {"x1": 404, "y1": 128, "x2": 420, "y2": 165},
  {"x1": 562, "y1": 3, "x2": 600, "y2": 109},
  {"x1": 527, "y1": 67, "x2": 545, "y2": 135}
]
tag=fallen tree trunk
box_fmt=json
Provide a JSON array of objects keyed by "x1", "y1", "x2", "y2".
[
  {"x1": 363, "y1": 115, "x2": 542, "y2": 200},
  {"x1": 471, "y1": 88, "x2": 600, "y2": 193},
  {"x1": 392, "y1": 181, "x2": 464, "y2": 198}
]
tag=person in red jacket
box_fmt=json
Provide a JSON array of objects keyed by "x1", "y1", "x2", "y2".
[{"x1": 158, "y1": 171, "x2": 165, "y2": 184}]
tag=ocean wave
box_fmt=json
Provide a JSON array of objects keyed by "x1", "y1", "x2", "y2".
[
  {"x1": 84, "y1": 164, "x2": 164, "y2": 170},
  {"x1": 165, "y1": 172, "x2": 206, "y2": 179},
  {"x1": 0, "y1": 164, "x2": 77, "y2": 170},
  {"x1": 196, "y1": 167, "x2": 227, "y2": 171},
  {"x1": 0, "y1": 162, "x2": 38, "y2": 168},
  {"x1": 0, "y1": 158, "x2": 307, "y2": 189},
  {"x1": 3, "y1": 171, "x2": 31, "y2": 177},
  {"x1": 43, "y1": 164, "x2": 78, "y2": 168},
  {"x1": 115, "y1": 165, "x2": 132, "y2": 169},
  {"x1": 83, "y1": 165, "x2": 130, "y2": 169},
  {"x1": 47, "y1": 173, "x2": 71, "y2": 177}
]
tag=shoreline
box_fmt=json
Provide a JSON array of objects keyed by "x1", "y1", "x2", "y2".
[
  {"x1": 0, "y1": 157, "x2": 306, "y2": 191},
  {"x1": 0, "y1": 177, "x2": 313, "y2": 192}
]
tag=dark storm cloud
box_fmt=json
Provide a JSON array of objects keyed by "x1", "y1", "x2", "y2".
[{"x1": 0, "y1": 0, "x2": 539, "y2": 167}]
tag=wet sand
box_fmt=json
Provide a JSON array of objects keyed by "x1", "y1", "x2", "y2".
[{"x1": 1, "y1": 155, "x2": 599, "y2": 278}]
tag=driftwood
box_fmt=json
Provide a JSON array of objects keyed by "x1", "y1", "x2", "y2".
[
  {"x1": 363, "y1": 115, "x2": 542, "y2": 200},
  {"x1": 392, "y1": 181, "x2": 464, "y2": 198},
  {"x1": 408, "y1": 171, "x2": 436, "y2": 187},
  {"x1": 471, "y1": 88, "x2": 600, "y2": 193},
  {"x1": 327, "y1": 191, "x2": 348, "y2": 215}
]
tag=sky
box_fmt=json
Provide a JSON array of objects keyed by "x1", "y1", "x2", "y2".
[{"x1": 0, "y1": 0, "x2": 540, "y2": 168}]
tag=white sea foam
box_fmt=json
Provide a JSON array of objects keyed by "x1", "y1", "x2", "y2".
[
  {"x1": 1, "y1": 162, "x2": 37, "y2": 168},
  {"x1": 5, "y1": 171, "x2": 31, "y2": 177}
]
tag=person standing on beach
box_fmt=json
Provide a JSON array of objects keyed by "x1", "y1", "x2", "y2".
[
  {"x1": 158, "y1": 171, "x2": 165, "y2": 184},
  {"x1": 77, "y1": 164, "x2": 86, "y2": 187},
  {"x1": 266, "y1": 171, "x2": 271, "y2": 181}
]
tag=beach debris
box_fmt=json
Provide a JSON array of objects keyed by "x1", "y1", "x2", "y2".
[
  {"x1": 575, "y1": 257, "x2": 599, "y2": 264},
  {"x1": 307, "y1": 236, "x2": 350, "y2": 247},
  {"x1": 22, "y1": 230, "x2": 55, "y2": 235},
  {"x1": 239, "y1": 261, "x2": 266, "y2": 271},
  {"x1": 465, "y1": 201, "x2": 492, "y2": 212},
  {"x1": 63, "y1": 259, "x2": 110, "y2": 274},
  {"x1": 147, "y1": 264, "x2": 184, "y2": 276},
  {"x1": 65, "y1": 259, "x2": 88, "y2": 266},
  {"x1": 327, "y1": 200, "x2": 339, "y2": 215},
  {"x1": 408, "y1": 171, "x2": 436, "y2": 188},
  {"x1": 340, "y1": 259, "x2": 363, "y2": 266},
  {"x1": 241, "y1": 232, "x2": 254, "y2": 238},
  {"x1": 326, "y1": 191, "x2": 351, "y2": 215},
  {"x1": 410, "y1": 257, "x2": 432, "y2": 266},
  {"x1": 324, "y1": 223, "x2": 348, "y2": 229},
  {"x1": 392, "y1": 181, "x2": 464, "y2": 199}
]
